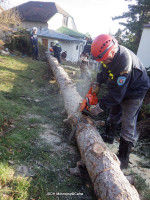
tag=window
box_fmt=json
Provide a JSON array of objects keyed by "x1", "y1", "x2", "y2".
[
  {"x1": 42, "y1": 39, "x2": 48, "y2": 48},
  {"x1": 76, "y1": 45, "x2": 78, "y2": 50}
]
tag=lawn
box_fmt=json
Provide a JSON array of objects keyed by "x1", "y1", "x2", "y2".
[
  {"x1": 0, "y1": 55, "x2": 96, "y2": 200},
  {"x1": 0, "y1": 54, "x2": 150, "y2": 200}
]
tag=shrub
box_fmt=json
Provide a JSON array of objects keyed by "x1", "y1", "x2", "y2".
[{"x1": 5, "y1": 29, "x2": 47, "y2": 59}]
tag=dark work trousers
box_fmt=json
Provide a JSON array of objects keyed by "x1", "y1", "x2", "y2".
[
  {"x1": 32, "y1": 46, "x2": 38, "y2": 59},
  {"x1": 54, "y1": 54, "x2": 61, "y2": 63},
  {"x1": 108, "y1": 97, "x2": 144, "y2": 145}
]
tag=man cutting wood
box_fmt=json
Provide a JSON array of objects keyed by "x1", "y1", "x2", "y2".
[{"x1": 89, "y1": 34, "x2": 150, "y2": 169}]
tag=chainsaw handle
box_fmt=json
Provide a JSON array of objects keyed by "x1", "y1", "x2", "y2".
[
  {"x1": 85, "y1": 97, "x2": 90, "y2": 108},
  {"x1": 82, "y1": 108, "x2": 97, "y2": 120}
]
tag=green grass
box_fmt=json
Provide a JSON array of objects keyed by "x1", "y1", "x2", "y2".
[
  {"x1": 0, "y1": 162, "x2": 31, "y2": 200},
  {"x1": 1, "y1": 55, "x2": 150, "y2": 200},
  {"x1": 141, "y1": 104, "x2": 150, "y2": 116},
  {"x1": 0, "y1": 55, "x2": 96, "y2": 200},
  {"x1": 129, "y1": 173, "x2": 150, "y2": 200}
]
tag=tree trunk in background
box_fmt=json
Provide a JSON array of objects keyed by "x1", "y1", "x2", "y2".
[
  {"x1": 80, "y1": 61, "x2": 91, "y2": 80},
  {"x1": 46, "y1": 53, "x2": 140, "y2": 200}
]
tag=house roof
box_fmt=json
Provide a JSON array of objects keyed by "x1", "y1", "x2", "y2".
[
  {"x1": 57, "y1": 26, "x2": 85, "y2": 38},
  {"x1": 16, "y1": 1, "x2": 71, "y2": 23},
  {"x1": 37, "y1": 29, "x2": 83, "y2": 42},
  {"x1": 144, "y1": 23, "x2": 150, "y2": 27}
]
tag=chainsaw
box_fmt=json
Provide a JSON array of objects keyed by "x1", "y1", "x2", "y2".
[
  {"x1": 80, "y1": 86, "x2": 98, "y2": 119},
  {"x1": 68, "y1": 84, "x2": 99, "y2": 141}
]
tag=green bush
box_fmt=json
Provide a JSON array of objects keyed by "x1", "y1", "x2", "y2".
[
  {"x1": 6, "y1": 29, "x2": 32, "y2": 55},
  {"x1": 5, "y1": 29, "x2": 47, "y2": 59}
]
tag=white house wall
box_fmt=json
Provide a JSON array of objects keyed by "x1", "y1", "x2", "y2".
[
  {"x1": 137, "y1": 28, "x2": 150, "y2": 68},
  {"x1": 21, "y1": 14, "x2": 76, "y2": 32},
  {"x1": 47, "y1": 13, "x2": 63, "y2": 30},
  {"x1": 21, "y1": 21, "x2": 48, "y2": 32},
  {"x1": 47, "y1": 13, "x2": 77, "y2": 30},
  {"x1": 68, "y1": 17, "x2": 77, "y2": 30},
  {"x1": 60, "y1": 41, "x2": 82, "y2": 62},
  {"x1": 38, "y1": 36, "x2": 83, "y2": 62}
]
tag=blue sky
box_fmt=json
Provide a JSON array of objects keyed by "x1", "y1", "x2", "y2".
[{"x1": 3, "y1": 0, "x2": 131, "y2": 38}]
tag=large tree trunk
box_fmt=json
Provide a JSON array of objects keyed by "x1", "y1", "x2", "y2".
[{"x1": 46, "y1": 53, "x2": 140, "y2": 200}]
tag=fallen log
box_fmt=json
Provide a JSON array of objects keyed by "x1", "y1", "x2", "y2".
[{"x1": 46, "y1": 53, "x2": 140, "y2": 200}]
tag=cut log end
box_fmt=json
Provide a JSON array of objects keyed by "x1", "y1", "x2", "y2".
[{"x1": 92, "y1": 143, "x2": 106, "y2": 155}]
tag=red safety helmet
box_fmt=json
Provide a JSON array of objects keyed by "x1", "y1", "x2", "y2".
[{"x1": 91, "y1": 34, "x2": 118, "y2": 62}]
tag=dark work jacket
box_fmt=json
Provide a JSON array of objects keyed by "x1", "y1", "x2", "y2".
[
  {"x1": 97, "y1": 45, "x2": 150, "y2": 109},
  {"x1": 82, "y1": 40, "x2": 92, "y2": 55},
  {"x1": 30, "y1": 33, "x2": 38, "y2": 47},
  {"x1": 52, "y1": 44, "x2": 62, "y2": 57}
]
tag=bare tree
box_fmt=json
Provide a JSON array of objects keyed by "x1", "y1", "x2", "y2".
[{"x1": 0, "y1": 0, "x2": 21, "y2": 47}]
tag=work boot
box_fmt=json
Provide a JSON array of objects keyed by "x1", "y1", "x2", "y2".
[
  {"x1": 117, "y1": 137, "x2": 133, "y2": 169},
  {"x1": 100, "y1": 121, "x2": 118, "y2": 144}
]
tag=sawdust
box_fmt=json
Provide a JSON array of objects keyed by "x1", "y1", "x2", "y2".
[
  {"x1": 40, "y1": 124, "x2": 77, "y2": 154},
  {"x1": 128, "y1": 154, "x2": 150, "y2": 186},
  {"x1": 40, "y1": 127, "x2": 61, "y2": 144},
  {"x1": 15, "y1": 165, "x2": 35, "y2": 177},
  {"x1": 26, "y1": 113, "x2": 41, "y2": 119},
  {"x1": 107, "y1": 140, "x2": 150, "y2": 187}
]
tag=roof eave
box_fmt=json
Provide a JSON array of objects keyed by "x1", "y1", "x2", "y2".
[
  {"x1": 144, "y1": 23, "x2": 150, "y2": 28},
  {"x1": 38, "y1": 34, "x2": 83, "y2": 42}
]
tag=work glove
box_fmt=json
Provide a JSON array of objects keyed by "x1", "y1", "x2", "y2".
[
  {"x1": 88, "y1": 103, "x2": 103, "y2": 116},
  {"x1": 91, "y1": 82, "x2": 100, "y2": 94}
]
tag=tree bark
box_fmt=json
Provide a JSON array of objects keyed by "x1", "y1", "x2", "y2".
[{"x1": 46, "y1": 53, "x2": 140, "y2": 200}]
